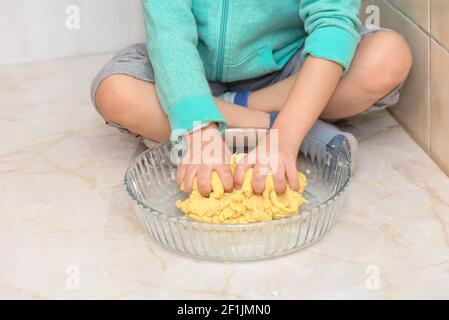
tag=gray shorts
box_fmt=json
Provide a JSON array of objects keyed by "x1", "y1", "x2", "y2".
[{"x1": 91, "y1": 26, "x2": 402, "y2": 135}]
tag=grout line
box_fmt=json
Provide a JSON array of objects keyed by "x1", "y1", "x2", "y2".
[
  {"x1": 385, "y1": 0, "x2": 449, "y2": 54},
  {"x1": 384, "y1": 0, "x2": 429, "y2": 34},
  {"x1": 384, "y1": 0, "x2": 434, "y2": 155},
  {"x1": 426, "y1": 31, "x2": 449, "y2": 54},
  {"x1": 0, "y1": 51, "x2": 116, "y2": 69}
]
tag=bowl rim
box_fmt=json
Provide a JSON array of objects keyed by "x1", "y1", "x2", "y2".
[{"x1": 124, "y1": 133, "x2": 351, "y2": 228}]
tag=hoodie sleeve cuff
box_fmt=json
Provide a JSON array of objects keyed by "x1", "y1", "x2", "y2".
[
  {"x1": 301, "y1": 26, "x2": 360, "y2": 73},
  {"x1": 167, "y1": 95, "x2": 227, "y2": 143}
]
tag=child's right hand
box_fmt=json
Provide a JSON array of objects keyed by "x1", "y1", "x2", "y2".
[{"x1": 176, "y1": 123, "x2": 234, "y2": 197}]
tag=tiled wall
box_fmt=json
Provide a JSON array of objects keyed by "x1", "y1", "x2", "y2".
[
  {"x1": 0, "y1": 0, "x2": 145, "y2": 66},
  {"x1": 361, "y1": 0, "x2": 449, "y2": 176}
]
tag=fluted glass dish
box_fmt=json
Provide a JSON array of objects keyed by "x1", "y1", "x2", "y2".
[{"x1": 124, "y1": 129, "x2": 351, "y2": 261}]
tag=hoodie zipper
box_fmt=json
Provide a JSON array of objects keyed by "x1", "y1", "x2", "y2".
[{"x1": 216, "y1": 0, "x2": 229, "y2": 81}]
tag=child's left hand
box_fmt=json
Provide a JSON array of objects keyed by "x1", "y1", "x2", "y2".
[{"x1": 233, "y1": 132, "x2": 300, "y2": 195}]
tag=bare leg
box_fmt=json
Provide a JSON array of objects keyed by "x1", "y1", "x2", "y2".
[
  {"x1": 95, "y1": 75, "x2": 270, "y2": 142},
  {"x1": 95, "y1": 31, "x2": 411, "y2": 142},
  {"x1": 247, "y1": 31, "x2": 412, "y2": 119}
]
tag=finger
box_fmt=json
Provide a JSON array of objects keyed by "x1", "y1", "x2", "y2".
[
  {"x1": 233, "y1": 163, "x2": 252, "y2": 189},
  {"x1": 233, "y1": 154, "x2": 249, "y2": 189},
  {"x1": 176, "y1": 164, "x2": 187, "y2": 187},
  {"x1": 183, "y1": 165, "x2": 199, "y2": 194},
  {"x1": 286, "y1": 162, "x2": 300, "y2": 191},
  {"x1": 216, "y1": 165, "x2": 234, "y2": 192},
  {"x1": 272, "y1": 162, "x2": 287, "y2": 195},
  {"x1": 234, "y1": 153, "x2": 256, "y2": 189},
  {"x1": 252, "y1": 162, "x2": 269, "y2": 195},
  {"x1": 197, "y1": 166, "x2": 213, "y2": 197}
]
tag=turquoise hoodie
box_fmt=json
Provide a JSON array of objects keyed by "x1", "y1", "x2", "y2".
[{"x1": 142, "y1": 0, "x2": 361, "y2": 140}]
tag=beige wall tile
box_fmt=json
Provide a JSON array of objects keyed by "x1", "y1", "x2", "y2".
[
  {"x1": 374, "y1": 0, "x2": 430, "y2": 151},
  {"x1": 430, "y1": 40, "x2": 449, "y2": 175},
  {"x1": 388, "y1": 0, "x2": 430, "y2": 31},
  {"x1": 431, "y1": 0, "x2": 449, "y2": 50}
]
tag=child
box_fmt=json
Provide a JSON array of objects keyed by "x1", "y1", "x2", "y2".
[{"x1": 91, "y1": 0, "x2": 411, "y2": 197}]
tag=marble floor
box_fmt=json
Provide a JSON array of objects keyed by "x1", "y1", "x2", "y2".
[{"x1": 1, "y1": 54, "x2": 449, "y2": 300}]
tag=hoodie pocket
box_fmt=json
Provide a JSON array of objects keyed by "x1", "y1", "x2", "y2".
[
  {"x1": 258, "y1": 46, "x2": 282, "y2": 74},
  {"x1": 225, "y1": 46, "x2": 281, "y2": 81}
]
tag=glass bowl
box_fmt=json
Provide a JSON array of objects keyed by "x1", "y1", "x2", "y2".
[{"x1": 124, "y1": 129, "x2": 351, "y2": 261}]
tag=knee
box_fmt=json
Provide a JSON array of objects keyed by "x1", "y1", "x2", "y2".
[
  {"x1": 360, "y1": 31, "x2": 412, "y2": 95},
  {"x1": 94, "y1": 75, "x2": 133, "y2": 124}
]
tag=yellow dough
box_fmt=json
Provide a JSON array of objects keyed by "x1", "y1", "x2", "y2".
[{"x1": 176, "y1": 154, "x2": 308, "y2": 224}]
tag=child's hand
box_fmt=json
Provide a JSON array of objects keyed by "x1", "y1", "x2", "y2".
[
  {"x1": 234, "y1": 132, "x2": 300, "y2": 195},
  {"x1": 176, "y1": 123, "x2": 234, "y2": 196}
]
